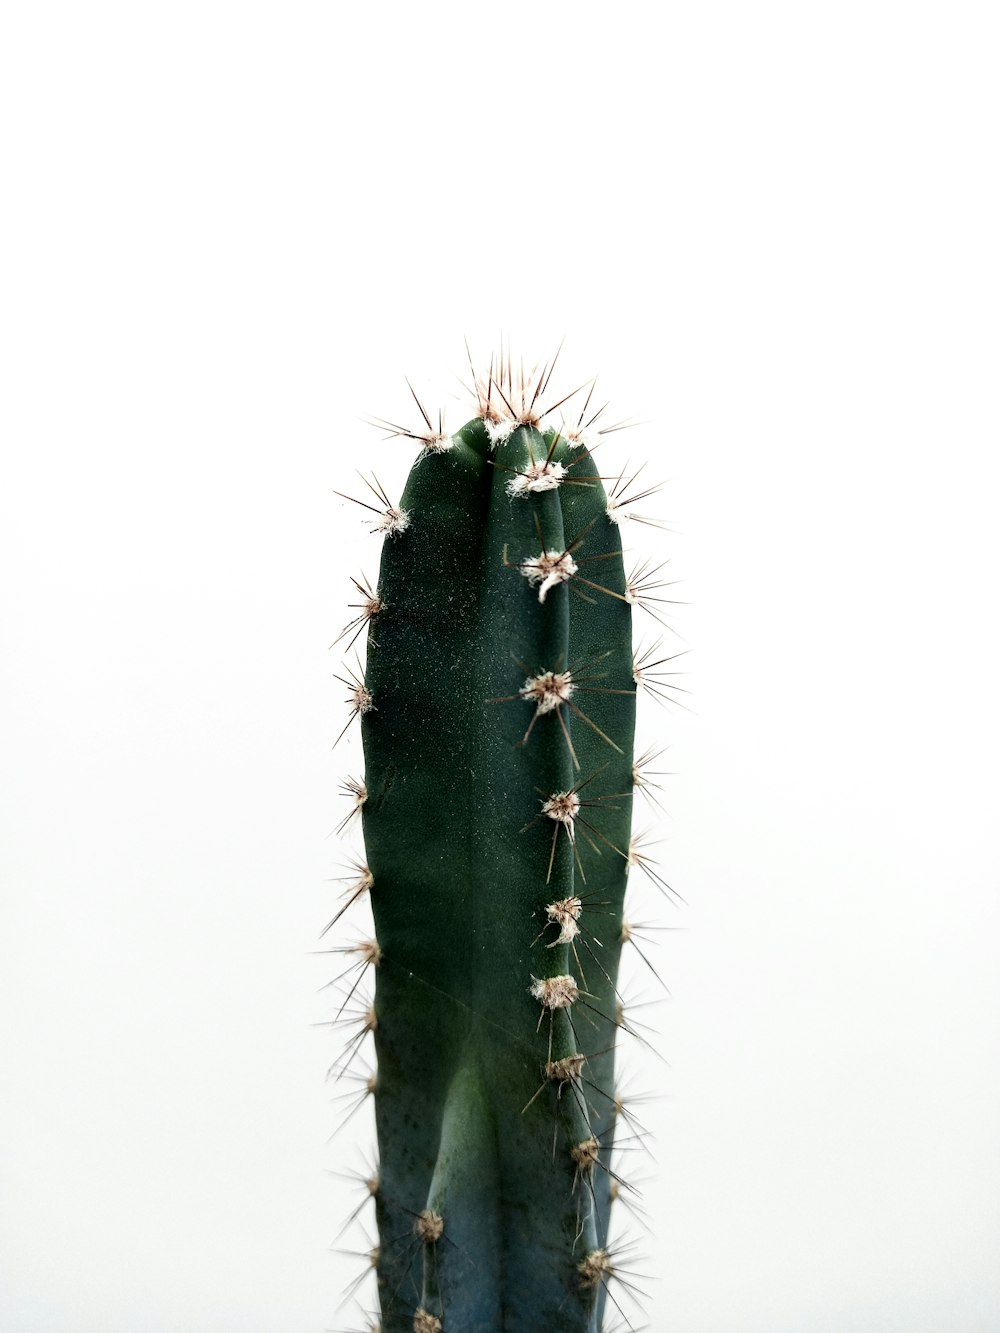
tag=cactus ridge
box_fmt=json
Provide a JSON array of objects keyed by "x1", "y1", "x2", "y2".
[{"x1": 327, "y1": 347, "x2": 676, "y2": 1333}]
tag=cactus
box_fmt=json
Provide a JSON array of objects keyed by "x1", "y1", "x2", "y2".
[{"x1": 327, "y1": 347, "x2": 679, "y2": 1333}]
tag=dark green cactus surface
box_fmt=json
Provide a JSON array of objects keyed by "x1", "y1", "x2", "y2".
[{"x1": 332, "y1": 363, "x2": 655, "y2": 1333}]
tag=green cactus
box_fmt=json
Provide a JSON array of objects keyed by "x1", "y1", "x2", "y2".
[{"x1": 328, "y1": 350, "x2": 676, "y2": 1333}]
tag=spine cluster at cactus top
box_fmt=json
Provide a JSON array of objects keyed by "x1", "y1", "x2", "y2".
[{"x1": 327, "y1": 347, "x2": 682, "y2": 1333}]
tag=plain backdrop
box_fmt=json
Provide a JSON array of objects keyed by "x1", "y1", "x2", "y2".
[{"x1": 1, "y1": 3, "x2": 998, "y2": 1331}]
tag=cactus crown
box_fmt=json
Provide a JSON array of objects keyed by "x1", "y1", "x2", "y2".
[{"x1": 327, "y1": 344, "x2": 679, "y2": 1332}]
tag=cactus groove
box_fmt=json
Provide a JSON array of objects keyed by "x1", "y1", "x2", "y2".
[{"x1": 330, "y1": 352, "x2": 669, "y2": 1333}]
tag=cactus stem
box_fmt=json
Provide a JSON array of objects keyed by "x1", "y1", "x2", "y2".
[{"x1": 344, "y1": 346, "x2": 659, "y2": 1327}]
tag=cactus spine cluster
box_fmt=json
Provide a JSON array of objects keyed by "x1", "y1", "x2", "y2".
[{"x1": 328, "y1": 348, "x2": 676, "y2": 1333}]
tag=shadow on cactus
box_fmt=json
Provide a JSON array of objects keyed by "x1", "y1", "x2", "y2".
[{"x1": 325, "y1": 345, "x2": 683, "y2": 1333}]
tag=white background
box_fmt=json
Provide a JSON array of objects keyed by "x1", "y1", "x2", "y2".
[{"x1": 1, "y1": 3, "x2": 998, "y2": 1331}]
